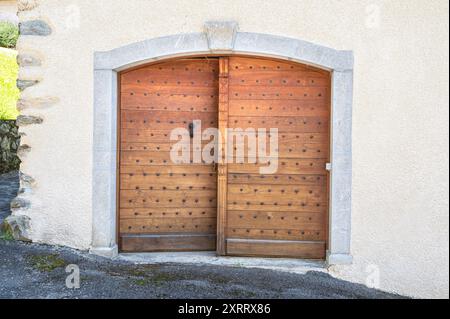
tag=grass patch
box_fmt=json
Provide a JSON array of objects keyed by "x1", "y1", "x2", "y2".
[
  {"x1": 133, "y1": 278, "x2": 151, "y2": 286},
  {"x1": 131, "y1": 271, "x2": 182, "y2": 287},
  {"x1": 0, "y1": 22, "x2": 19, "y2": 49},
  {"x1": 0, "y1": 228, "x2": 14, "y2": 241},
  {"x1": 127, "y1": 269, "x2": 147, "y2": 277},
  {"x1": 28, "y1": 253, "x2": 67, "y2": 272},
  {"x1": 209, "y1": 276, "x2": 229, "y2": 285},
  {"x1": 0, "y1": 223, "x2": 14, "y2": 241},
  {"x1": 150, "y1": 272, "x2": 180, "y2": 285},
  {"x1": 0, "y1": 48, "x2": 20, "y2": 120}
]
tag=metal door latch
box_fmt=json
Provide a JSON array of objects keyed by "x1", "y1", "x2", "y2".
[
  {"x1": 188, "y1": 122, "x2": 194, "y2": 138},
  {"x1": 326, "y1": 163, "x2": 332, "y2": 171}
]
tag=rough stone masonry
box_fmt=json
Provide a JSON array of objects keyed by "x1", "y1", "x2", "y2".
[{"x1": 0, "y1": 120, "x2": 20, "y2": 174}]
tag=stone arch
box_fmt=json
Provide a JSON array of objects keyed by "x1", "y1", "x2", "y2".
[{"x1": 92, "y1": 21, "x2": 353, "y2": 265}]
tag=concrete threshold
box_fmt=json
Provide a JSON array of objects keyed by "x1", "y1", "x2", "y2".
[{"x1": 118, "y1": 252, "x2": 327, "y2": 275}]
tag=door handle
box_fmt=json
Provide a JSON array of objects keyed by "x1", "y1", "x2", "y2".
[{"x1": 188, "y1": 122, "x2": 194, "y2": 138}]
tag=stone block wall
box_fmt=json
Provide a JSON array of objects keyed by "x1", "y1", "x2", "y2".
[
  {"x1": 10, "y1": 1, "x2": 45, "y2": 204},
  {"x1": 1, "y1": 0, "x2": 42, "y2": 241},
  {"x1": 0, "y1": 120, "x2": 20, "y2": 174}
]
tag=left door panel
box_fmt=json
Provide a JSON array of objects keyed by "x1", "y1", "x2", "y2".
[{"x1": 119, "y1": 59, "x2": 219, "y2": 252}]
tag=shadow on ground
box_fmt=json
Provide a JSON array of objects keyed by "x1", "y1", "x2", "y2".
[{"x1": 0, "y1": 240, "x2": 408, "y2": 299}]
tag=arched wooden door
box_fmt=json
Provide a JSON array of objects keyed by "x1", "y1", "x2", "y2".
[
  {"x1": 119, "y1": 59, "x2": 219, "y2": 252},
  {"x1": 118, "y1": 56, "x2": 330, "y2": 259},
  {"x1": 219, "y1": 57, "x2": 330, "y2": 259}
]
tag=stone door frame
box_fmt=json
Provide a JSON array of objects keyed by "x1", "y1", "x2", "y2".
[{"x1": 92, "y1": 22, "x2": 354, "y2": 265}]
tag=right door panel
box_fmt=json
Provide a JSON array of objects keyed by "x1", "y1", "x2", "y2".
[{"x1": 225, "y1": 57, "x2": 331, "y2": 259}]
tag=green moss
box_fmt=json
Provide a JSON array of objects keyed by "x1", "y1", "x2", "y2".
[
  {"x1": 28, "y1": 254, "x2": 67, "y2": 272},
  {"x1": 150, "y1": 273, "x2": 180, "y2": 285},
  {"x1": 133, "y1": 278, "x2": 150, "y2": 286},
  {"x1": 0, "y1": 227, "x2": 14, "y2": 241},
  {"x1": 0, "y1": 22, "x2": 19, "y2": 49},
  {"x1": 127, "y1": 269, "x2": 147, "y2": 277},
  {"x1": 0, "y1": 48, "x2": 20, "y2": 120},
  {"x1": 131, "y1": 271, "x2": 182, "y2": 287}
]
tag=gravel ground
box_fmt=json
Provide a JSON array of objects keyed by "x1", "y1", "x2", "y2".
[
  {"x1": 0, "y1": 240, "x2": 407, "y2": 299},
  {"x1": 0, "y1": 170, "x2": 19, "y2": 224}
]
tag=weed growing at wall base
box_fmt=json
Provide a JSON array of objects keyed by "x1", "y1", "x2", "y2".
[{"x1": 0, "y1": 22, "x2": 19, "y2": 49}]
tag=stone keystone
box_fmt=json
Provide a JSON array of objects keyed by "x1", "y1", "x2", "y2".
[{"x1": 204, "y1": 21, "x2": 239, "y2": 51}]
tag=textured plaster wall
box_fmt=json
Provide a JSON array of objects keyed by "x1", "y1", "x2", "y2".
[
  {"x1": 15, "y1": 0, "x2": 449, "y2": 298},
  {"x1": 0, "y1": 1, "x2": 18, "y2": 25}
]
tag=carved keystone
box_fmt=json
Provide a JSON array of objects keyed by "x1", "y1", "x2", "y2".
[{"x1": 204, "y1": 21, "x2": 238, "y2": 51}]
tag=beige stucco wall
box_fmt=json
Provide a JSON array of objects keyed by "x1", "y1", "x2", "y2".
[
  {"x1": 0, "y1": 0, "x2": 18, "y2": 24},
  {"x1": 14, "y1": 0, "x2": 449, "y2": 298},
  {"x1": 0, "y1": 0, "x2": 17, "y2": 13}
]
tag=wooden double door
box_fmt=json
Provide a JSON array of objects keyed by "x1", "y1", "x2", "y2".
[{"x1": 119, "y1": 56, "x2": 330, "y2": 259}]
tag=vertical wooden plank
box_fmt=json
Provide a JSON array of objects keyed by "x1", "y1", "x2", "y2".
[
  {"x1": 217, "y1": 57, "x2": 229, "y2": 255},
  {"x1": 118, "y1": 59, "x2": 219, "y2": 252},
  {"x1": 225, "y1": 56, "x2": 330, "y2": 259}
]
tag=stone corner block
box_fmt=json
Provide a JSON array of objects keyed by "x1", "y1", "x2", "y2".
[
  {"x1": 1, "y1": 215, "x2": 32, "y2": 242},
  {"x1": 204, "y1": 21, "x2": 239, "y2": 51},
  {"x1": 16, "y1": 115, "x2": 43, "y2": 126},
  {"x1": 18, "y1": 0, "x2": 39, "y2": 12},
  {"x1": 20, "y1": 172, "x2": 36, "y2": 187},
  {"x1": 17, "y1": 79, "x2": 40, "y2": 91},
  {"x1": 17, "y1": 97, "x2": 59, "y2": 111},
  {"x1": 20, "y1": 20, "x2": 52, "y2": 36},
  {"x1": 17, "y1": 144, "x2": 31, "y2": 157},
  {"x1": 10, "y1": 197, "x2": 31, "y2": 210},
  {"x1": 89, "y1": 245, "x2": 119, "y2": 259},
  {"x1": 326, "y1": 252, "x2": 353, "y2": 266},
  {"x1": 18, "y1": 172, "x2": 36, "y2": 194},
  {"x1": 17, "y1": 53, "x2": 43, "y2": 67}
]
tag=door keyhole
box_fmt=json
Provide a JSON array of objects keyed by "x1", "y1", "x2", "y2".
[{"x1": 188, "y1": 122, "x2": 194, "y2": 138}]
